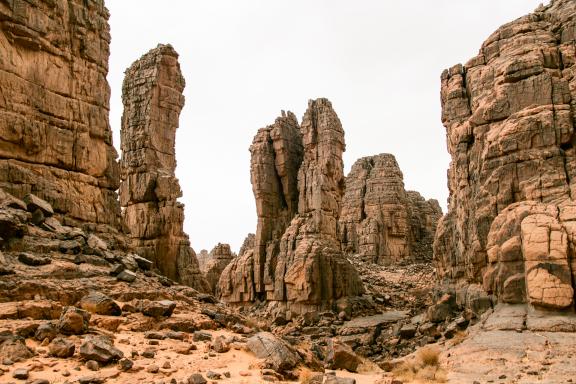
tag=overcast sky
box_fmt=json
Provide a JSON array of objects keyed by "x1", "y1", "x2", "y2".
[{"x1": 106, "y1": 0, "x2": 543, "y2": 253}]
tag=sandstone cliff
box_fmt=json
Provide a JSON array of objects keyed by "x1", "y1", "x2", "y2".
[
  {"x1": 434, "y1": 0, "x2": 576, "y2": 310},
  {"x1": 0, "y1": 0, "x2": 121, "y2": 229},
  {"x1": 119, "y1": 44, "x2": 208, "y2": 292},
  {"x1": 340, "y1": 154, "x2": 442, "y2": 264},
  {"x1": 219, "y1": 100, "x2": 364, "y2": 313}
]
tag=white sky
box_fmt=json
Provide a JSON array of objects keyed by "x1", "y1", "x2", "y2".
[{"x1": 106, "y1": 0, "x2": 543, "y2": 253}]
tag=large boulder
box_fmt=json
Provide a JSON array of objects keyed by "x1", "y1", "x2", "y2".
[
  {"x1": 246, "y1": 332, "x2": 301, "y2": 372},
  {"x1": 58, "y1": 307, "x2": 91, "y2": 335},
  {"x1": 80, "y1": 336, "x2": 123, "y2": 364},
  {"x1": 79, "y1": 292, "x2": 121, "y2": 316}
]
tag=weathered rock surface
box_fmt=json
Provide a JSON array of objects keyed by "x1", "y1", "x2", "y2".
[
  {"x1": 219, "y1": 100, "x2": 364, "y2": 313},
  {"x1": 434, "y1": 0, "x2": 576, "y2": 310},
  {"x1": 340, "y1": 154, "x2": 442, "y2": 264},
  {"x1": 238, "y1": 233, "x2": 255, "y2": 258},
  {"x1": 119, "y1": 44, "x2": 208, "y2": 292},
  {"x1": 202, "y1": 243, "x2": 234, "y2": 294},
  {"x1": 0, "y1": 0, "x2": 121, "y2": 228},
  {"x1": 246, "y1": 332, "x2": 301, "y2": 372}
]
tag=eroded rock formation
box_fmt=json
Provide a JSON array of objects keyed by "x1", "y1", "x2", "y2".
[
  {"x1": 202, "y1": 243, "x2": 235, "y2": 294},
  {"x1": 434, "y1": 0, "x2": 576, "y2": 310},
  {"x1": 0, "y1": 0, "x2": 121, "y2": 229},
  {"x1": 219, "y1": 99, "x2": 364, "y2": 313},
  {"x1": 120, "y1": 44, "x2": 208, "y2": 292},
  {"x1": 339, "y1": 154, "x2": 442, "y2": 264}
]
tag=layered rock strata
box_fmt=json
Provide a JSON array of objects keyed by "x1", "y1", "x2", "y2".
[
  {"x1": 119, "y1": 44, "x2": 208, "y2": 292},
  {"x1": 0, "y1": 0, "x2": 121, "y2": 229},
  {"x1": 339, "y1": 154, "x2": 442, "y2": 264},
  {"x1": 219, "y1": 99, "x2": 364, "y2": 313},
  {"x1": 202, "y1": 243, "x2": 235, "y2": 294},
  {"x1": 434, "y1": 0, "x2": 576, "y2": 310}
]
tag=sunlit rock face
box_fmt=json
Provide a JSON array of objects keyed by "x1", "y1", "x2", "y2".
[
  {"x1": 219, "y1": 99, "x2": 364, "y2": 313},
  {"x1": 339, "y1": 154, "x2": 442, "y2": 265},
  {"x1": 434, "y1": 0, "x2": 576, "y2": 310},
  {"x1": 0, "y1": 0, "x2": 121, "y2": 229},
  {"x1": 120, "y1": 44, "x2": 208, "y2": 292}
]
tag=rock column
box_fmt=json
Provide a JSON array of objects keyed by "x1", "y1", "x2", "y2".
[{"x1": 120, "y1": 44, "x2": 208, "y2": 292}]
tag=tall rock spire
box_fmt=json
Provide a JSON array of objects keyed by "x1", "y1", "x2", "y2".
[
  {"x1": 120, "y1": 44, "x2": 208, "y2": 292},
  {"x1": 219, "y1": 99, "x2": 364, "y2": 313}
]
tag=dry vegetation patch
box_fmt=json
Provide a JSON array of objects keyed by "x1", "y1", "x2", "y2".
[{"x1": 392, "y1": 346, "x2": 447, "y2": 383}]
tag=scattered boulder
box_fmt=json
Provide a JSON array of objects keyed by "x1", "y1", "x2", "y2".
[
  {"x1": 0, "y1": 337, "x2": 34, "y2": 362},
  {"x1": 188, "y1": 373, "x2": 207, "y2": 384},
  {"x1": 211, "y1": 336, "x2": 230, "y2": 353},
  {"x1": 79, "y1": 336, "x2": 123, "y2": 364},
  {"x1": 141, "y1": 300, "x2": 177, "y2": 317},
  {"x1": 247, "y1": 332, "x2": 301, "y2": 372},
  {"x1": 116, "y1": 270, "x2": 137, "y2": 283},
  {"x1": 48, "y1": 337, "x2": 75, "y2": 358},
  {"x1": 35, "y1": 323, "x2": 58, "y2": 342},
  {"x1": 58, "y1": 307, "x2": 91, "y2": 335},
  {"x1": 23, "y1": 194, "x2": 54, "y2": 217},
  {"x1": 79, "y1": 292, "x2": 121, "y2": 316},
  {"x1": 326, "y1": 340, "x2": 362, "y2": 373},
  {"x1": 12, "y1": 367, "x2": 29, "y2": 379}
]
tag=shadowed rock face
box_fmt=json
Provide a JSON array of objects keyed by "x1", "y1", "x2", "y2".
[
  {"x1": 0, "y1": 0, "x2": 121, "y2": 229},
  {"x1": 120, "y1": 44, "x2": 208, "y2": 292},
  {"x1": 339, "y1": 154, "x2": 442, "y2": 264},
  {"x1": 219, "y1": 99, "x2": 364, "y2": 313},
  {"x1": 434, "y1": 0, "x2": 576, "y2": 310}
]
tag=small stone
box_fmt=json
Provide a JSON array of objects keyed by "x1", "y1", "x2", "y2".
[
  {"x1": 145, "y1": 331, "x2": 165, "y2": 340},
  {"x1": 142, "y1": 349, "x2": 156, "y2": 358},
  {"x1": 141, "y1": 300, "x2": 177, "y2": 317},
  {"x1": 239, "y1": 371, "x2": 252, "y2": 376},
  {"x1": 49, "y1": 337, "x2": 75, "y2": 358},
  {"x1": 206, "y1": 371, "x2": 221, "y2": 380},
  {"x1": 12, "y1": 367, "x2": 29, "y2": 379},
  {"x1": 188, "y1": 373, "x2": 207, "y2": 384},
  {"x1": 399, "y1": 324, "x2": 417, "y2": 339},
  {"x1": 193, "y1": 331, "x2": 212, "y2": 342},
  {"x1": 23, "y1": 194, "x2": 54, "y2": 216},
  {"x1": 223, "y1": 372, "x2": 231, "y2": 378},
  {"x1": 62, "y1": 370, "x2": 70, "y2": 377},
  {"x1": 117, "y1": 270, "x2": 137, "y2": 283},
  {"x1": 118, "y1": 358, "x2": 133, "y2": 372},
  {"x1": 162, "y1": 361, "x2": 171, "y2": 369},
  {"x1": 58, "y1": 306, "x2": 91, "y2": 335},
  {"x1": 147, "y1": 364, "x2": 159, "y2": 373},
  {"x1": 86, "y1": 360, "x2": 100, "y2": 371}
]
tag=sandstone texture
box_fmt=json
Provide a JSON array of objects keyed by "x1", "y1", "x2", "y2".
[
  {"x1": 202, "y1": 243, "x2": 235, "y2": 294},
  {"x1": 219, "y1": 100, "x2": 364, "y2": 313},
  {"x1": 340, "y1": 154, "x2": 442, "y2": 264},
  {"x1": 119, "y1": 44, "x2": 208, "y2": 292},
  {"x1": 434, "y1": 0, "x2": 576, "y2": 310},
  {"x1": 0, "y1": 0, "x2": 121, "y2": 229}
]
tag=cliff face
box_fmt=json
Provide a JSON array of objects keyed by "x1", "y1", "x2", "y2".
[
  {"x1": 435, "y1": 0, "x2": 576, "y2": 310},
  {"x1": 119, "y1": 44, "x2": 208, "y2": 292},
  {"x1": 0, "y1": 0, "x2": 121, "y2": 229},
  {"x1": 219, "y1": 99, "x2": 364, "y2": 313},
  {"x1": 339, "y1": 154, "x2": 441, "y2": 264}
]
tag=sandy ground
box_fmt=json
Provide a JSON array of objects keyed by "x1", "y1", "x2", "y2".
[{"x1": 2, "y1": 328, "x2": 388, "y2": 384}]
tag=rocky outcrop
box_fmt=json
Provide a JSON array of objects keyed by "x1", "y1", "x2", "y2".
[
  {"x1": 202, "y1": 243, "x2": 234, "y2": 294},
  {"x1": 0, "y1": 0, "x2": 121, "y2": 229},
  {"x1": 238, "y1": 233, "x2": 255, "y2": 258},
  {"x1": 219, "y1": 99, "x2": 364, "y2": 313},
  {"x1": 119, "y1": 44, "x2": 208, "y2": 292},
  {"x1": 434, "y1": 0, "x2": 576, "y2": 310},
  {"x1": 339, "y1": 154, "x2": 442, "y2": 264}
]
